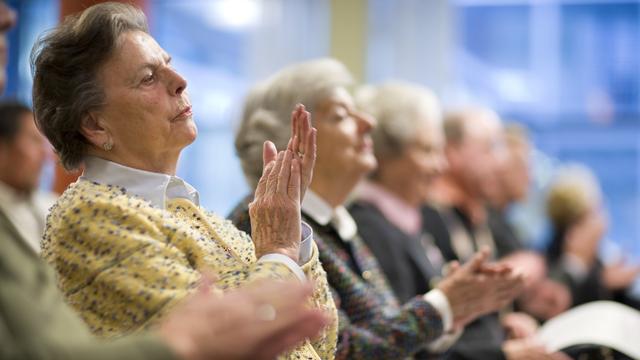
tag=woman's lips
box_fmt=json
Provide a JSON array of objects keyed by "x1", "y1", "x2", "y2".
[{"x1": 173, "y1": 106, "x2": 192, "y2": 121}]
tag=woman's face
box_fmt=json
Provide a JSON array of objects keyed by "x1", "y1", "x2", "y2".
[
  {"x1": 380, "y1": 119, "x2": 447, "y2": 205},
  {"x1": 93, "y1": 30, "x2": 196, "y2": 164},
  {"x1": 313, "y1": 87, "x2": 377, "y2": 184}
]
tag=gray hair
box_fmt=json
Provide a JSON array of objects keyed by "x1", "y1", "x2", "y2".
[
  {"x1": 31, "y1": 2, "x2": 148, "y2": 170},
  {"x1": 355, "y1": 81, "x2": 441, "y2": 160},
  {"x1": 443, "y1": 106, "x2": 501, "y2": 145},
  {"x1": 235, "y1": 58, "x2": 353, "y2": 188}
]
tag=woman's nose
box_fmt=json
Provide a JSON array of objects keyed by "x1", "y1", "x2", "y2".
[
  {"x1": 167, "y1": 68, "x2": 187, "y2": 96},
  {"x1": 355, "y1": 111, "x2": 376, "y2": 133}
]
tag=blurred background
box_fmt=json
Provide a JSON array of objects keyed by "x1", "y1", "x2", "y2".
[{"x1": 6, "y1": 0, "x2": 640, "y2": 274}]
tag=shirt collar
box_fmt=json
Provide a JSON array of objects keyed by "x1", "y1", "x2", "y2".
[
  {"x1": 302, "y1": 189, "x2": 357, "y2": 241},
  {"x1": 356, "y1": 180, "x2": 422, "y2": 236},
  {"x1": 0, "y1": 181, "x2": 23, "y2": 205},
  {"x1": 81, "y1": 156, "x2": 199, "y2": 209}
]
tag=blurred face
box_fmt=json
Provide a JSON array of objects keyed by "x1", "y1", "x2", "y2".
[
  {"x1": 313, "y1": 87, "x2": 377, "y2": 183},
  {"x1": 500, "y1": 140, "x2": 530, "y2": 202},
  {"x1": 447, "y1": 116, "x2": 504, "y2": 199},
  {"x1": 0, "y1": 112, "x2": 48, "y2": 193},
  {"x1": 92, "y1": 30, "x2": 196, "y2": 164},
  {"x1": 0, "y1": 2, "x2": 16, "y2": 93},
  {"x1": 380, "y1": 119, "x2": 447, "y2": 205}
]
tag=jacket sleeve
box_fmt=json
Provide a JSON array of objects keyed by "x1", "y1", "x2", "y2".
[
  {"x1": 332, "y1": 286, "x2": 445, "y2": 359},
  {"x1": 42, "y1": 197, "x2": 304, "y2": 337}
]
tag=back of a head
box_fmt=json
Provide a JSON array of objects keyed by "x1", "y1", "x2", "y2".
[
  {"x1": 235, "y1": 58, "x2": 353, "y2": 188},
  {"x1": 355, "y1": 81, "x2": 441, "y2": 160},
  {"x1": 30, "y1": 2, "x2": 148, "y2": 170}
]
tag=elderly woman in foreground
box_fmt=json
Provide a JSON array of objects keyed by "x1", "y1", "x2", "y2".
[
  {"x1": 231, "y1": 58, "x2": 525, "y2": 359},
  {"x1": 32, "y1": 3, "x2": 337, "y2": 358}
]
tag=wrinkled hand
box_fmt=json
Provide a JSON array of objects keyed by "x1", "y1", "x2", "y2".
[
  {"x1": 503, "y1": 339, "x2": 571, "y2": 360},
  {"x1": 563, "y1": 210, "x2": 606, "y2": 268},
  {"x1": 437, "y1": 249, "x2": 525, "y2": 329},
  {"x1": 602, "y1": 259, "x2": 640, "y2": 291},
  {"x1": 517, "y1": 279, "x2": 571, "y2": 320},
  {"x1": 502, "y1": 312, "x2": 539, "y2": 340},
  {"x1": 262, "y1": 104, "x2": 317, "y2": 204},
  {"x1": 250, "y1": 148, "x2": 302, "y2": 262},
  {"x1": 159, "y1": 275, "x2": 330, "y2": 360},
  {"x1": 289, "y1": 104, "x2": 316, "y2": 203}
]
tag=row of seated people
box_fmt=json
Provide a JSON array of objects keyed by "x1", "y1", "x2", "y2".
[
  {"x1": 1, "y1": 2, "x2": 638, "y2": 359},
  {"x1": 1, "y1": 3, "x2": 522, "y2": 359}
]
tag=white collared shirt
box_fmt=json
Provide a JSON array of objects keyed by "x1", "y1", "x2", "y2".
[
  {"x1": 0, "y1": 181, "x2": 57, "y2": 253},
  {"x1": 302, "y1": 189, "x2": 456, "y2": 342},
  {"x1": 82, "y1": 156, "x2": 310, "y2": 281}
]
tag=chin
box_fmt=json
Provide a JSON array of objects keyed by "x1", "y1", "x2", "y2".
[
  {"x1": 357, "y1": 154, "x2": 378, "y2": 175},
  {"x1": 179, "y1": 118, "x2": 198, "y2": 143}
]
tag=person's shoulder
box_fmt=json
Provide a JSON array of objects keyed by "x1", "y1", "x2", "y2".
[{"x1": 49, "y1": 179, "x2": 159, "y2": 224}]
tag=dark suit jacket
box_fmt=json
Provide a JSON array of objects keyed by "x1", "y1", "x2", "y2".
[
  {"x1": 547, "y1": 231, "x2": 640, "y2": 310},
  {"x1": 487, "y1": 207, "x2": 524, "y2": 258},
  {"x1": 349, "y1": 201, "x2": 438, "y2": 304},
  {"x1": 229, "y1": 196, "x2": 446, "y2": 359},
  {"x1": 422, "y1": 204, "x2": 507, "y2": 360}
]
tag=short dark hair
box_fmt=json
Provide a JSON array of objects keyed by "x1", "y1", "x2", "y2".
[
  {"x1": 0, "y1": 100, "x2": 32, "y2": 143},
  {"x1": 30, "y1": 2, "x2": 148, "y2": 170}
]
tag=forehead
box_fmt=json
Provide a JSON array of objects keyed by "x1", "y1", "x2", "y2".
[
  {"x1": 414, "y1": 118, "x2": 444, "y2": 146},
  {"x1": 100, "y1": 31, "x2": 166, "y2": 74},
  {"x1": 465, "y1": 112, "x2": 502, "y2": 143}
]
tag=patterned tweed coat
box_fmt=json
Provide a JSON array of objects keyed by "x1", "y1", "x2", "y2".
[
  {"x1": 42, "y1": 180, "x2": 337, "y2": 360},
  {"x1": 230, "y1": 196, "x2": 445, "y2": 360}
]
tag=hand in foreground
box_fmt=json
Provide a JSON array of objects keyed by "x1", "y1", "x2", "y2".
[
  {"x1": 503, "y1": 339, "x2": 571, "y2": 360},
  {"x1": 250, "y1": 104, "x2": 317, "y2": 262},
  {"x1": 159, "y1": 276, "x2": 330, "y2": 360},
  {"x1": 502, "y1": 312, "x2": 539, "y2": 340},
  {"x1": 250, "y1": 148, "x2": 302, "y2": 262},
  {"x1": 437, "y1": 249, "x2": 525, "y2": 329},
  {"x1": 288, "y1": 104, "x2": 316, "y2": 203},
  {"x1": 602, "y1": 258, "x2": 640, "y2": 291},
  {"x1": 262, "y1": 104, "x2": 317, "y2": 204}
]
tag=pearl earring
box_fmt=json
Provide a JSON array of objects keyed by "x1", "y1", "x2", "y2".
[{"x1": 103, "y1": 141, "x2": 113, "y2": 151}]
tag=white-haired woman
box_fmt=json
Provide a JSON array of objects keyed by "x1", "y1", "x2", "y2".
[
  {"x1": 231, "y1": 58, "x2": 524, "y2": 359},
  {"x1": 349, "y1": 82, "x2": 447, "y2": 304}
]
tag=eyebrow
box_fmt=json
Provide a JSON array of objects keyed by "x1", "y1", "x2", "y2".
[{"x1": 128, "y1": 54, "x2": 172, "y2": 83}]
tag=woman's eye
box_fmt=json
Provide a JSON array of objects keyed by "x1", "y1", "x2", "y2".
[{"x1": 141, "y1": 73, "x2": 155, "y2": 84}]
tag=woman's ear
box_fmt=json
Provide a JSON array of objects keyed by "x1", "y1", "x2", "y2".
[{"x1": 80, "y1": 112, "x2": 109, "y2": 148}]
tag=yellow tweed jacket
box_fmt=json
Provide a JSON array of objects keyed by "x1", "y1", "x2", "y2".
[{"x1": 42, "y1": 180, "x2": 337, "y2": 359}]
